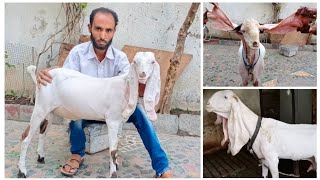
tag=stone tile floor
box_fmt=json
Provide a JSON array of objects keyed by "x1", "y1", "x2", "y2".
[
  {"x1": 5, "y1": 120, "x2": 200, "y2": 178},
  {"x1": 203, "y1": 43, "x2": 316, "y2": 87}
]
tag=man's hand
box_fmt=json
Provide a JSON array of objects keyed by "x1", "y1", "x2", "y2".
[{"x1": 36, "y1": 66, "x2": 59, "y2": 88}]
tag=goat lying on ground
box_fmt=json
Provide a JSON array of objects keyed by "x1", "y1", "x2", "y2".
[
  {"x1": 17, "y1": 52, "x2": 160, "y2": 178},
  {"x1": 206, "y1": 90, "x2": 317, "y2": 178},
  {"x1": 207, "y1": 3, "x2": 317, "y2": 86}
]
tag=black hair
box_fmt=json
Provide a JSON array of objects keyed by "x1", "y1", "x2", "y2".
[{"x1": 89, "y1": 7, "x2": 119, "y2": 27}]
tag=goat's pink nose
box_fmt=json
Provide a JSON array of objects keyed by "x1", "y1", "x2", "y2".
[
  {"x1": 139, "y1": 72, "x2": 146, "y2": 77},
  {"x1": 253, "y1": 41, "x2": 258, "y2": 47}
]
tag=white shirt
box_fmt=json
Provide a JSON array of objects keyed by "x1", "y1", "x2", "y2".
[{"x1": 63, "y1": 41, "x2": 130, "y2": 78}]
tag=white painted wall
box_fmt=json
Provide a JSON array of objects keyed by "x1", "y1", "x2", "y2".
[
  {"x1": 5, "y1": 3, "x2": 67, "y2": 96},
  {"x1": 5, "y1": 3, "x2": 201, "y2": 111},
  {"x1": 204, "y1": 3, "x2": 274, "y2": 25},
  {"x1": 279, "y1": 3, "x2": 317, "y2": 19}
]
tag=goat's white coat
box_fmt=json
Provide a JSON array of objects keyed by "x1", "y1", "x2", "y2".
[
  {"x1": 238, "y1": 42, "x2": 265, "y2": 86},
  {"x1": 18, "y1": 52, "x2": 160, "y2": 178},
  {"x1": 206, "y1": 90, "x2": 317, "y2": 178}
]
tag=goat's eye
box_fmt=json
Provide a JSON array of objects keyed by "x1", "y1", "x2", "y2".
[
  {"x1": 241, "y1": 30, "x2": 245, "y2": 33},
  {"x1": 224, "y1": 96, "x2": 227, "y2": 99},
  {"x1": 152, "y1": 61, "x2": 155, "y2": 64},
  {"x1": 133, "y1": 61, "x2": 136, "y2": 64}
]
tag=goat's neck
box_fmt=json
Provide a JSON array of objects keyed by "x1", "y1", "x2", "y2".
[
  {"x1": 241, "y1": 41, "x2": 259, "y2": 65},
  {"x1": 239, "y1": 100, "x2": 259, "y2": 137}
]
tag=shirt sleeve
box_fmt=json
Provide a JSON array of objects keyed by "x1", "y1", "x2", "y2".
[
  {"x1": 118, "y1": 54, "x2": 130, "y2": 75},
  {"x1": 62, "y1": 49, "x2": 80, "y2": 71}
]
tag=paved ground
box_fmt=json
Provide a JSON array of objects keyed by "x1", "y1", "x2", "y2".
[
  {"x1": 203, "y1": 43, "x2": 317, "y2": 87},
  {"x1": 5, "y1": 120, "x2": 200, "y2": 178}
]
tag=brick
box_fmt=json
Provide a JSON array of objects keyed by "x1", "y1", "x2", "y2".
[
  {"x1": 152, "y1": 114, "x2": 178, "y2": 135},
  {"x1": 84, "y1": 123, "x2": 109, "y2": 154},
  {"x1": 19, "y1": 105, "x2": 34, "y2": 122},
  {"x1": 279, "y1": 45, "x2": 299, "y2": 57},
  {"x1": 178, "y1": 114, "x2": 201, "y2": 136},
  {"x1": 5, "y1": 104, "x2": 20, "y2": 120}
]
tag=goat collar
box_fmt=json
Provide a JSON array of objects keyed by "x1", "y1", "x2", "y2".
[
  {"x1": 242, "y1": 48, "x2": 260, "y2": 74},
  {"x1": 247, "y1": 116, "x2": 262, "y2": 152}
]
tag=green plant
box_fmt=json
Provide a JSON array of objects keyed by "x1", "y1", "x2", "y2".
[
  {"x1": 80, "y1": 3, "x2": 88, "y2": 10},
  {"x1": 5, "y1": 89, "x2": 17, "y2": 97},
  {"x1": 5, "y1": 51, "x2": 15, "y2": 68}
]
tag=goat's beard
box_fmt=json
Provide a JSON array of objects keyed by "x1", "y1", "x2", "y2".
[{"x1": 91, "y1": 34, "x2": 113, "y2": 50}]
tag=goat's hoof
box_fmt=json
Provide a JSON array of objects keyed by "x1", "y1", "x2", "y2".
[
  {"x1": 37, "y1": 155, "x2": 45, "y2": 164},
  {"x1": 111, "y1": 172, "x2": 117, "y2": 178},
  {"x1": 17, "y1": 169, "x2": 26, "y2": 178}
]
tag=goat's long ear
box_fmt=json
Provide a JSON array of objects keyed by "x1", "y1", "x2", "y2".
[
  {"x1": 261, "y1": 7, "x2": 316, "y2": 34},
  {"x1": 144, "y1": 53, "x2": 160, "y2": 121},
  {"x1": 214, "y1": 114, "x2": 223, "y2": 125},
  {"x1": 228, "y1": 94, "x2": 250, "y2": 156},
  {"x1": 207, "y1": 3, "x2": 238, "y2": 31},
  {"x1": 122, "y1": 63, "x2": 139, "y2": 119}
]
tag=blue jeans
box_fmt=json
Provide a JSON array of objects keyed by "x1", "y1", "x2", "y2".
[{"x1": 69, "y1": 104, "x2": 169, "y2": 177}]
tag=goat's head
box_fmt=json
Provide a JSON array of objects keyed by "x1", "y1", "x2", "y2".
[
  {"x1": 234, "y1": 19, "x2": 264, "y2": 49},
  {"x1": 132, "y1": 52, "x2": 157, "y2": 84},
  {"x1": 123, "y1": 51, "x2": 160, "y2": 121},
  {"x1": 206, "y1": 90, "x2": 236, "y2": 119},
  {"x1": 206, "y1": 90, "x2": 249, "y2": 156}
]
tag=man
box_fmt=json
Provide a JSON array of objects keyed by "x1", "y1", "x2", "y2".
[{"x1": 37, "y1": 7, "x2": 173, "y2": 178}]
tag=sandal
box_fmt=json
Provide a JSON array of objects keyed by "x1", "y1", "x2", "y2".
[{"x1": 60, "y1": 154, "x2": 84, "y2": 176}]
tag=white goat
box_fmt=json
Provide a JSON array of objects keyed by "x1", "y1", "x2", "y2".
[
  {"x1": 207, "y1": 3, "x2": 317, "y2": 86},
  {"x1": 17, "y1": 52, "x2": 160, "y2": 178},
  {"x1": 206, "y1": 90, "x2": 317, "y2": 178}
]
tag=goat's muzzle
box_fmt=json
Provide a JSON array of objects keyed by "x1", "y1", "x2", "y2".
[{"x1": 139, "y1": 72, "x2": 146, "y2": 78}]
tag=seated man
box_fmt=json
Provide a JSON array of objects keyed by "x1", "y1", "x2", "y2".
[{"x1": 37, "y1": 7, "x2": 173, "y2": 178}]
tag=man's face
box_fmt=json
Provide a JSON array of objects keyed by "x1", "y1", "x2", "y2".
[{"x1": 88, "y1": 12, "x2": 116, "y2": 50}]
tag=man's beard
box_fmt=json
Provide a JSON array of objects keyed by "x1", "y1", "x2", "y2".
[{"x1": 91, "y1": 34, "x2": 113, "y2": 50}]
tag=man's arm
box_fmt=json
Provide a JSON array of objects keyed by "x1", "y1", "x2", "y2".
[{"x1": 117, "y1": 55, "x2": 130, "y2": 75}]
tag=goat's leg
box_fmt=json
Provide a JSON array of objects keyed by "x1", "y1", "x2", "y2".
[
  {"x1": 264, "y1": 156, "x2": 279, "y2": 178},
  {"x1": 307, "y1": 156, "x2": 317, "y2": 172},
  {"x1": 261, "y1": 160, "x2": 269, "y2": 178},
  {"x1": 36, "y1": 113, "x2": 54, "y2": 164},
  {"x1": 18, "y1": 109, "x2": 49, "y2": 178},
  {"x1": 106, "y1": 119, "x2": 122, "y2": 178},
  {"x1": 240, "y1": 80, "x2": 249, "y2": 86},
  {"x1": 253, "y1": 79, "x2": 260, "y2": 86}
]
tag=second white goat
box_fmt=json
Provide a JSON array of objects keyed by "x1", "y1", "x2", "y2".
[{"x1": 206, "y1": 90, "x2": 317, "y2": 178}]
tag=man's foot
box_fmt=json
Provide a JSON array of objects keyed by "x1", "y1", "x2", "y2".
[
  {"x1": 159, "y1": 170, "x2": 174, "y2": 178},
  {"x1": 60, "y1": 154, "x2": 84, "y2": 176}
]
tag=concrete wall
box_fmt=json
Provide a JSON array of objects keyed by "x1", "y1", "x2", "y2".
[
  {"x1": 5, "y1": 3, "x2": 201, "y2": 111},
  {"x1": 5, "y1": 3, "x2": 67, "y2": 96},
  {"x1": 203, "y1": 89, "x2": 260, "y2": 153}
]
